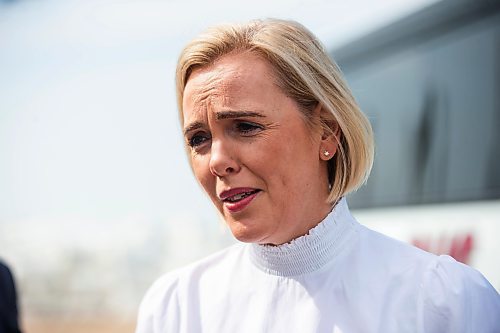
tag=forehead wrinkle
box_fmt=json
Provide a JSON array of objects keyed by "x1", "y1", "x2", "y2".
[
  {"x1": 185, "y1": 64, "x2": 251, "y2": 130},
  {"x1": 184, "y1": 73, "x2": 228, "y2": 128},
  {"x1": 194, "y1": 64, "x2": 243, "y2": 98},
  {"x1": 192, "y1": 76, "x2": 220, "y2": 106}
]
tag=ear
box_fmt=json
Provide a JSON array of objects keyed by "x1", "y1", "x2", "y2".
[{"x1": 318, "y1": 113, "x2": 340, "y2": 161}]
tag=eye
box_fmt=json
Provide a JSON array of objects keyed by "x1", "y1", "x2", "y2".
[
  {"x1": 235, "y1": 121, "x2": 263, "y2": 135},
  {"x1": 188, "y1": 132, "x2": 210, "y2": 148}
]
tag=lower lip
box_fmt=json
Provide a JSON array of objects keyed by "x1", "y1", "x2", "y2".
[{"x1": 224, "y1": 191, "x2": 260, "y2": 213}]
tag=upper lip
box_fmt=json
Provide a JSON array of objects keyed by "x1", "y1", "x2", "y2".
[{"x1": 218, "y1": 187, "x2": 260, "y2": 201}]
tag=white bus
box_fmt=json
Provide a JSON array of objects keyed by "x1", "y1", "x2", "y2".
[{"x1": 332, "y1": 0, "x2": 500, "y2": 290}]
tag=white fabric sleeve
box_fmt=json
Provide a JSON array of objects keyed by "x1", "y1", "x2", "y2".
[
  {"x1": 417, "y1": 255, "x2": 500, "y2": 333},
  {"x1": 135, "y1": 273, "x2": 180, "y2": 333}
]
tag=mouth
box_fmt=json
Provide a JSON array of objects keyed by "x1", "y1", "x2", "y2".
[
  {"x1": 222, "y1": 189, "x2": 260, "y2": 202},
  {"x1": 219, "y1": 188, "x2": 261, "y2": 212}
]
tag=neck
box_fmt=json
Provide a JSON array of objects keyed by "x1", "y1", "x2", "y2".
[
  {"x1": 249, "y1": 198, "x2": 358, "y2": 276},
  {"x1": 263, "y1": 201, "x2": 336, "y2": 246}
]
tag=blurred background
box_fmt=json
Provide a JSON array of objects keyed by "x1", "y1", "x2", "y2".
[{"x1": 0, "y1": 0, "x2": 498, "y2": 332}]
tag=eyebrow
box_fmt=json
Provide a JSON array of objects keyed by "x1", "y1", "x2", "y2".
[
  {"x1": 215, "y1": 110, "x2": 265, "y2": 120},
  {"x1": 183, "y1": 121, "x2": 204, "y2": 136},
  {"x1": 183, "y1": 111, "x2": 265, "y2": 136}
]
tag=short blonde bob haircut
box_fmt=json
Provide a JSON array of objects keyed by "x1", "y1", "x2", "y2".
[{"x1": 176, "y1": 18, "x2": 374, "y2": 204}]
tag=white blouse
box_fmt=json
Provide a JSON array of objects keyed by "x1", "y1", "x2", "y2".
[{"x1": 136, "y1": 199, "x2": 500, "y2": 333}]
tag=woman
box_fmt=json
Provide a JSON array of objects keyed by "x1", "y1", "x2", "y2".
[{"x1": 136, "y1": 19, "x2": 499, "y2": 332}]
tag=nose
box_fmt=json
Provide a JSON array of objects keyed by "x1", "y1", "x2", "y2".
[{"x1": 209, "y1": 139, "x2": 240, "y2": 177}]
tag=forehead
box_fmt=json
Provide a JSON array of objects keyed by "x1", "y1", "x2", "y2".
[
  {"x1": 182, "y1": 52, "x2": 277, "y2": 111},
  {"x1": 190, "y1": 51, "x2": 275, "y2": 86}
]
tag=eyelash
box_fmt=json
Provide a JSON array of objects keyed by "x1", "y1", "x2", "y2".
[
  {"x1": 188, "y1": 132, "x2": 210, "y2": 148},
  {"x1": 186, "y1": 121, "x2": 264, "y2": 149},
  {"x1": 235, "y1": 121, "x2": 263, "y2": 135}
]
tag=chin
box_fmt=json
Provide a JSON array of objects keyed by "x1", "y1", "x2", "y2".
[
  {"x1": 230, "y1": 228, "x2": 261, "y2": 244},
  {"x1": 228, "y1": 221, "x2": 270, "y2": 244}
]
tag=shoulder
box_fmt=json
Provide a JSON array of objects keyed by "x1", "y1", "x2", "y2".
[
  {"x1": 0, "y1": 261, "x2": 13, "y2": 282},
  {"x1": 356, "y1": 224, "x2": 437, "y2": 272},
  {"x1": 418, "y1": 255, "x2": 500, "y2": 332},
  {"x1": 141, "y1": 242, "x2": 243, "y2": 300},
  {"x1": 139, "y1": 243, "x2": 244, "y2": 305},
  {"x1": 0, "y1": 261, "x2": 16, "y2": 297},
  {"x1": 357, "y1": 224, "x2": 498, "y2": 296},
  {"x1": 355, "y1": 226, "x2": 499, "y2": 331},
  {"x1": 135, "y1": 243, "x2": 245, "y2": 333}
]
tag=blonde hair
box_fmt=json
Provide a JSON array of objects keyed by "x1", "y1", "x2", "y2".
[{"x1": 176, "y1": 18, "x2": 374, "y2": 203}]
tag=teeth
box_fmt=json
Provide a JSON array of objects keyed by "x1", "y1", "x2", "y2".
[
  {"x1": 226, "y1": 191, "x2": 255, "y2": 202},
  {"x1": 232, "y1": 193, "x2": 246, "y2": 201}
]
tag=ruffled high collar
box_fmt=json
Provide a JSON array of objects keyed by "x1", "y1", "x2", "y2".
[{"x1": 249, "y1": 198, "x2": 357, "y2": 277}]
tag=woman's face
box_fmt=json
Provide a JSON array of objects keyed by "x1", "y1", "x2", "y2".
[{"x1": 182, "y1": 52, "x2": 333, "y2": 245}]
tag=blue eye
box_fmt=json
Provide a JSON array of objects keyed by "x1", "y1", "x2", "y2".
[
  {"x1": 236, "y1": 122, "x2": 262, "y2": 135},
  {"x1": 188, "y1": 133, "x2": 210, "y2": 148}
]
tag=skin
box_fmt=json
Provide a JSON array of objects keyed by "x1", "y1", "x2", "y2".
[{"x1": 182, "y1": 51, "x2": 337, "y2": 245}]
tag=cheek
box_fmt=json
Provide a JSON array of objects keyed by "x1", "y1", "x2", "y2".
[{"x1": 192, "y1": 158, "x2": 214, "y2": 192}]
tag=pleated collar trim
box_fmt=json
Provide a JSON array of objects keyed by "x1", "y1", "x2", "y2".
[{"x1": 249, "y1": 198, "x2": 357, "y2": 277}]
